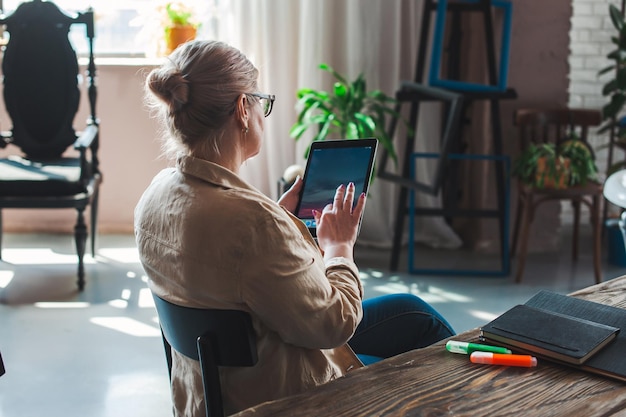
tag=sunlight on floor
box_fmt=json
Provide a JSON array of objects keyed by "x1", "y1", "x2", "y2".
[
  {"x1": 469, "y1": 309, "x2": 499, "y2": 322},
  {"x1": 1, "y1": 248, "x2": 96, "y2": 265},
  {"x1": 0, "y1": 245, "x2": 140, "y2": 267},
  {"x1": 109, "y1": 299, "x2": 129, "y2": 308},
  {"x1": 89, "y1": 317, "x2": 161, "y2": 337},
  {"x1": 371, "y1": 282, "x2": 472, "y2": 304},
  {"x1": 98, "y1": 247, "x2": 141, "y2": 264},
  {"x1": 362, "y1": 268, "x2": 473, "y2": 304},
  {"x1": 108, "y1": 287, "x2": 155, "y2": 309},
  {"x1": 34, "y1": 302, "x2": 90, "y2": 308},
  {"x1": 138, "y1": 287, "x2": 155, "y2": 308},
  {"x1": 0, "y1": 270, "x2": 14, "y2": 288}
]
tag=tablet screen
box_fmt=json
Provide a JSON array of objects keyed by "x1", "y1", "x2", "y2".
[{"x1": 295, "y1": 138, "x2": 378, "y2": 237}]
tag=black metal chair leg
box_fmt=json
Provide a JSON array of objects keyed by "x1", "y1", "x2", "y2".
[
  {"x1": 75, "y1": 207, "x2": 87, "y2": 291},
  {"x1": 90, "y1": 187, "x2": 99, "y2": 257},
  {"x1": 0, "y1": 209, "x2": 3, "y2": 261}
]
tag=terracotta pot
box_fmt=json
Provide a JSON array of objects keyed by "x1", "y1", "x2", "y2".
[
  {"x1": 535, "y1": 156, "x2": 570, "y2": 189},
  {"x1": 165, "y1": 25, "x2": 197, "y2": 54}
]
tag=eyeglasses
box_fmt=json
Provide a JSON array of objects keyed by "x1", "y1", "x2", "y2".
[{"x1": 247, "y1": 92, "x2": 275, "y2": 117}]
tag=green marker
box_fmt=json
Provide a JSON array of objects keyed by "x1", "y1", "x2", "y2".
[{"x1": 446, "y1": 340, "x2": 512, "y2": 355}]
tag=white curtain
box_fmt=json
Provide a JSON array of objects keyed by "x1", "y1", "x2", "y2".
[{"x1": 212, "y1": 0, "x2": 461, "y2": 249}]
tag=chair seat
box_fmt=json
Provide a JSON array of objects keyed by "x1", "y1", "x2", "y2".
[{"x1": 0, "y1": 155, "x2": 90, "y2": 197}]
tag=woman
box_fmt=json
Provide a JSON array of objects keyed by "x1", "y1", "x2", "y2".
[{"x1": 135, "y1": 40, "x2": 454, "y2": 416}]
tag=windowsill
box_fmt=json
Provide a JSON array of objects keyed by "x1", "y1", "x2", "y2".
[{"x1": 78, "y1": 56, "x2": 167, "y2": 67}]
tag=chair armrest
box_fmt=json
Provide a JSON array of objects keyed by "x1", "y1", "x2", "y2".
[
  {"x1": 0, "y1": 131, "x2": 12, "y2": 149},
  {"x1": 73, "y1": 124, "x2": 98, "y2": 150},
  {"x1": 74, "y1": 124, "x2": 100, "y2": 179}
]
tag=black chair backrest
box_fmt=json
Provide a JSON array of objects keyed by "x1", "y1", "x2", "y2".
[
  {"x1": 151, "y1": 294, "x2": 258, "y2": 417},
  {"x1": 0, "y1": 350, "x2": 5, "y2": 377},
  {"x1": 0, "y1": 0, "x2": 96, "y2": 160}
]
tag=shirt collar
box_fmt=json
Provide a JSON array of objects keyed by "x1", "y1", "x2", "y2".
[{"x1": 176, "y1": 154, "x2": 261, "y2": 193}]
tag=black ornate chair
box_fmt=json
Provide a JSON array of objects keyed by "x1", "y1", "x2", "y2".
[
  {"x1": 151, "y1": 294, "x2": 258, "y2": 417},
  {"x1": 0, "y1": 0, "x2": 100, "y2": 290}
]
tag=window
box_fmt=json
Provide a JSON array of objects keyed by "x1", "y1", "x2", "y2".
[{"x1": 1, "y1": 0, "x2": 219, "y2": 57}]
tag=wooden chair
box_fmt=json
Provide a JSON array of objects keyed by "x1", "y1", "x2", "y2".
[
  {"x1": 0, "y1": 0, "x2": 100, "y2": 290},
  {"x1": 511, "y1": 108, "x2": 603, "y2": 284},
  {"x1": 151, "y1": 294, "x2": 258, "y2": 417}
]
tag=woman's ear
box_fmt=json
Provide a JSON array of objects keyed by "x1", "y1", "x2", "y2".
[{"x1": 234, "y1": 94, "x2": 249, "y2": 130}]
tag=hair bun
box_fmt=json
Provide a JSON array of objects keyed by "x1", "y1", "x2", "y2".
[{"x1": 147, "y1": 68, "x2": 190, "y2": 113}]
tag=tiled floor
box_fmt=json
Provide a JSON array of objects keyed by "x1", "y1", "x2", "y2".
[{"x1": 1, "y1": 227, "x2": 625, "y2": 417}]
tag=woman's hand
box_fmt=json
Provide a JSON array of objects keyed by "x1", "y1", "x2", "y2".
[
  {"x1": 277, "y1": 176, "x2": 303, "y2": 214},
  {"x1": 314, "y1": 182, "x2": 366, "y2": 260}
]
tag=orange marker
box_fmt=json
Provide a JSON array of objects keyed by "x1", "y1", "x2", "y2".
[{"x1": 470, "y1": 351, "x2": 537, "y2": 368}]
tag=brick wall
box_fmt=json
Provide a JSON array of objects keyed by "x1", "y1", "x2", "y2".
[
  {"x1": 568, "y1": 0, "x2": 623, "y2": 219},
  {"x1": 569, "y1": 0, "x2": 623, "y2": 171}
]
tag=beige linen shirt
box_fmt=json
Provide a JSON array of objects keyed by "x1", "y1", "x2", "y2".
[{"x1": 134, "y1": 155, "x2": 363, "y2": 416}]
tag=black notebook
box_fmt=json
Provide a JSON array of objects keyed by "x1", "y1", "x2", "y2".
[
  {"x1": 480, "y1": 304, "x2": 619, "y2": 365},
  {"x1": 481, "y1": 290, "x2": 626, "y2": 382}
]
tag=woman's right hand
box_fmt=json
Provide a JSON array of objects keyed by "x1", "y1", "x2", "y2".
[{"x1": 313, "y1": 182, "x2": 366, "y2": 260}]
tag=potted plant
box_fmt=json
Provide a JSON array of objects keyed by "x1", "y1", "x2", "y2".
[
  {"x1": 512, "y1": 138, "x2": 598, "y2": 189},
  {"x1": 162, "y1": 2, "x2": 200, "y2": 54},
  {"x1": 289, "y1": 63, "x2": 400, "y2": 164}
]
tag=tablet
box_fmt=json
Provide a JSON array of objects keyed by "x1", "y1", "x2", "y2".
[{"x1": 295, "y1": 138, "x2": 378, "y2": 238}]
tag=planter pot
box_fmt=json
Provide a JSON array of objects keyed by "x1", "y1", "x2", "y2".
[
  {"x1": 535, "y1": 156, "x2": 570, "y2": 189},
  {"x1": 165, "y1": 25, "x2": 197, "y2": 54},
  {"x1": 606, "y1": 218, "x2": 626, "y2": 266}
]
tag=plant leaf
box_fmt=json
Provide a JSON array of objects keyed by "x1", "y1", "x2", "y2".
[
  {"x1": 320, "y1": 63, "x2": 349, "y2": 85},
  {"x1": 599, "y1": 65, "x2": 617, "y2": 77},
  {"x1": 603, "y1": 79, "x2": 618, "y2": 96},
  {"x1": 610, "y1": 4, "x2": 625, "y2": 32},
  {"x1": 604, "y1": 94, "x2": 626, "y2": 119},
  {"x1": 345, "y1": 122, "x2": 359, "y2": 138}
]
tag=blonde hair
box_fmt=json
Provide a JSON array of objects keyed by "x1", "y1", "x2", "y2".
[{"x1": 144, "y1": 40, "x2": 259, "y2": 159}]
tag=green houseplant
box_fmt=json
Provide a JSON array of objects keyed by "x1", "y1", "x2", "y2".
[
  {"x1": 512, "y1": 139, "x2": 598, "y2": 189},
  {"x1": 289, "y1": 63, "x2": 400, "y2": 163}
]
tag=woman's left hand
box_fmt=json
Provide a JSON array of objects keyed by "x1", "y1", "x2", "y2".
[{"x1": 277, "y1": 176, "x2": 303, "y2": 214}]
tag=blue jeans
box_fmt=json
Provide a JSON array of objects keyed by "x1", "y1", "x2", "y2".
[{"x1": 348, "y1": 293, "x2": 455, "y2": 365}]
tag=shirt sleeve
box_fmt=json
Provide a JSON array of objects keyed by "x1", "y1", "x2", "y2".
[{"x1": 240, "y1": 205, "x2": 363, "y2": 350}]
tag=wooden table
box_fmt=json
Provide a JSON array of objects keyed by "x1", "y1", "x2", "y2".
[{"x1": 233, "y1": 277, "x2": 626, "y2": 416}]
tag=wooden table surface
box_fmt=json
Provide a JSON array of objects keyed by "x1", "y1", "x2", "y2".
[{"x1": 233, "y1": 276, "x2": 626, "y2": 417}]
